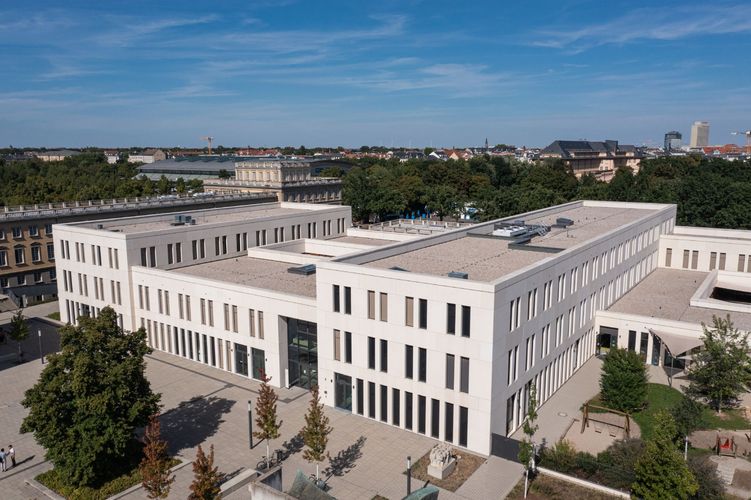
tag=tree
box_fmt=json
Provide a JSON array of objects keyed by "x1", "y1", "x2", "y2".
[
  {"x1": 517, "y1": 384, "x2": 538, "y2": 498},
  {"x1": 140, "y1": 414, "x2": 174, "y2": 499},
  {"x1": 301, "y1": 385, "x2": 332, "y2": 481},
  {"x1": 687, "y1": 315, "x2": 751, "y2": 412},
  {"x1": 20, "y1": 307, "x2": 160, "y2": 487},
  {"x1": 599, "y1": 348, "x2": 648, "y2": 412},
  {"x1": 632, "y1": 410, "x2": 698, "y2": 499},
  {"x1": 217, "y1": 169, "x2": 231, "y2": 179},
  {"x1": 422, "y1": 184, "x2": 461, "y2": 220},
  {"x1": 596, "y1": 438, "x2": 645, "y2": 490},
  {"x1": 687, "y1": 455, "x2": 725, "y2": 499},
  {"x1": 671, "y1": 393, "x2": 704, "y2": 439},
  {"x1": 8, "y1": 309, "x2": 29, "y2": 362},
  {"x1": 253, "y1": 376, "x2": 282, "y2": 468},
  {"x1": 189, "y1": 444, "x2": 224, "y2": 500}
]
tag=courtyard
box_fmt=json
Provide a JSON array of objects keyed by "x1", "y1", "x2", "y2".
[{"x1": 0, "y1": 303, "x2": 521, "y2": 499}]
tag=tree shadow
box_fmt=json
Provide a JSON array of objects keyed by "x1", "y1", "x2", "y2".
[
  {"x1": 323, "y1": 436, "x2": 366, "y2": 480},
  {"x1": 160, "y1": 396, "x2": 235, "y2": 455},
  {"x1": 279, "y1": 432, "x2": 304, "y2": 460}
]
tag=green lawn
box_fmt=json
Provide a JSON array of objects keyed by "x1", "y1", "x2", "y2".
[
  {"x1": 46, "y1": 311, "x2": 61, "y2": 321},
  {"x1": 592, "y1": 384, "x2": 750, "y2": 441}
]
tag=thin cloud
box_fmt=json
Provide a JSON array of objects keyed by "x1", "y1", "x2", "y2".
[{"x1": 530, "y1": 4, "x2": 751, "y2": 52}]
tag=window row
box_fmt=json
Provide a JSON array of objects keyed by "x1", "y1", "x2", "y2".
[
  {"x1": 347, "y1": 376, "x2": 469, "y2": 447},
  {"x1": 0, "y1": 243, "x2": 55, "y2": 266},
  {"x1": 0, "y1": 224, "x2": 52, "y2": 240}
]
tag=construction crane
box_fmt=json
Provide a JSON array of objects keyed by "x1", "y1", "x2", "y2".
[
  {"x1": 201, "y1": 136, "x2": 214, "y2": 155},
  {"x1": 731, "y1": 130, "x2": 751, "y2": 149}
]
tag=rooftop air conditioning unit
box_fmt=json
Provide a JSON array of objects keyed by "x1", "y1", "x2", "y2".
[
  {"x1": 448, "y1": 271, "x2": 469, "y2": 279},
  {"x1": 288, "y1": 264, "x2": 316, "y2": 276}
]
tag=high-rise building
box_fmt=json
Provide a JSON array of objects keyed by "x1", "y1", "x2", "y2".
[
  {"x1": 664, "y1": 131, "x2": 682, "y2": 152},
  {"x1": 690, "y1": 121, "x2": 709, "y2": 148}
]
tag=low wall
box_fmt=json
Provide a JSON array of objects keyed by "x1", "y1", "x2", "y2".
[{"x1": 537, "y1": 466, "x2": 630, "y2": 499}]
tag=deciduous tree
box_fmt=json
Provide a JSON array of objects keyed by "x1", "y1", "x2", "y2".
[
  {"x1": 20, "y1": 307, "x2": 159, "y2": 487},
  {"x1": 189, "y1": 444, "x2": 224, "y2": 500},
  {"x1": 301, "y1": 385, "x2": 332, "y2": 481},
  {"x1": 254, "y1": 376, "x2": 282, "y2": 468},
  {"x1": 140, "y1": 414, "x2": 174, "y2": 499},
  {"x1": 687, "y1": 315, "x2": 751, "y2": 412},
  {"x1": 8, "y1": 309, "x2": 29, "y2": 362},
  {"x1": 632, "y1": 411, "x2": 698, "y2": 499},
  {"x1": 599, "y1": 348, "x2": 648, "y2": 412}
]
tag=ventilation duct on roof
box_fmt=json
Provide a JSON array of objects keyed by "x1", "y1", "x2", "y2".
[
  {"x1": 288, "y1": 264, "x2": 316, "y2": 275},
  {"x1": 553, "y1": 217, "x2": 574, "y2": 228},
  {"x1": 448, "y1": 271, "x2": 469, "y2": 279}
]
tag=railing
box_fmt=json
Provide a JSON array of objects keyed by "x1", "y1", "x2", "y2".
[
  {"x1": 205, "y1": 178, "x2": 342, "y2": 187},
  {"x1": 0, "y1": 193, "x2": 274, "y2": 220}
]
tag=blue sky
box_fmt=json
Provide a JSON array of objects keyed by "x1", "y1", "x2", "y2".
[{"x1": 1, "y1": 0, "x2": 750, "y2": 148}]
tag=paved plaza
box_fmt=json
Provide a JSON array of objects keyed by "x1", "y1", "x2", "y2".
[{"x1": 0, "y1": 302, "x2": 523, "y2": 499}]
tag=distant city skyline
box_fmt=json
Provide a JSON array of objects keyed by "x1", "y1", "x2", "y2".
[{"x1": 1, "y1": 0, "x2": 750, "y2": 148}]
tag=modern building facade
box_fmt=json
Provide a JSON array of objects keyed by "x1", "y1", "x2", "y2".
[
  {"x1": 541, "y1": 140, "x2": 642, "y2": 180},
  {"x1": 0, "y1": 193, "x2": 276, "y2": 308},
  {"x1": 59, "y1": 198, "x2": 735, "y2": 458},
  {"x1": 664, "y1": 131, "x2": 682, "y2": 153},
  {"x1": 690, "y1": 121, "x2": 710, "y2": 148}
]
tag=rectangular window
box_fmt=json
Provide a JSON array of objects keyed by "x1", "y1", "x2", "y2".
[
  {"x1": 418, "y1": 395, "x2": 426, "y2": 434},
  {"x1": 392, "y1": 388, "x2": 401, "y2": 426},
  {"x1": 344, "y1": 331, "x2": 352, "y2": 363},
  {"x1": 405, "y1": 345, "x2": 414, "y2": 379},
  {"x1": 710, "y1": 251, "x2": 717, "y2": 270},
  {"x1": 367, "y1": 290, "x2": 376, "y2": 319},
  {"x1": 356, "y1": 379, "x2": 364, "y2": 415},
  {"x1": 192, "y1": 240, "x2": 198, "y2": 260},
  {"x1": 175, "y1": 242, "x2": 182, "y2": 263},
  {"x1": 445, "y1": 354, "x2": 455, "y2": 389},
  {"x1": 380, "y1": 339, "x2": 388, "y2": 372},
  {"x1": 418, "y1": 299, "x2": 427, "y2": 329},
  {"x1": 380, "y1": 385, "x2": 388, "y2": 422},
  {"x1": 224, "y1": 303, "x2": 230, "y2": 330},
  {"x1": 445, "y1": 403, "x2": 454, "y2": 443},
  {"x1": 258, "y1": 311, "x2": 264, "y2": 339},
  {"x1": 368, "y1": 382, "x2": 376, "y2": 419},
  {"x1": 368, "y1": 336, "x2": 376, "y2": 369},
  {"x1": 344, "y1": 286, "x2": 351, "y2": 314},
  {"x1": 405, "y1": 392, "x2": 413, "y2": 430},
  {"x1": 461, "y1": 306, "x2": 471, "y2": 337},
  {"x1": 47, "y1": 243, "x2": 55, "y2": 260},
  {"x1": 719, "y1": 252, "x2": 726, "y2": 270},
  {"x1": 167, "y1": 243, "x2": 174, "y2": 265},
  {"x1": 418, "y1": 347, "x2": 427, "y2": 382},
  {"x1": 739, "y1": 254, "x2": 747, "y2": 272},
  {"x1": 379, "y1": 292, "x2": 388, "y2": 322},
  {"x1": 200, "y1": 299, "x2": 206, "y2": 325},
  {"x1": 200, "y1": 239, "x2": 205, "y2": 259},
  {"x1": 459, "y1": 406, "x2": 468, "y2": 447},
  {"x1": 691, "y1": 250, "x2": 699, "y2": 270},
  {"x1": 333, "y1": 285, "x2": 340, "y2": 312},
  {"x1": 431, "y1": 398, "x2": 440, "y2": 439},
  {"x1": 405, "y1": 297, "x2": 414, "y2": 326},
  {"x1": 682, "y1": 249, "x2": 690, "y2": 268},
  {"x1": 665, "y1": 248, "x2": 672, "y2": 267},
  {"x1": 334, "y1": 330, "x2": 341, "y2": 361},
  {"x1": 447, "y1": 303, "x2": 456, "y2": 334},
  {"x1": 232, "y1": 305, "x2": 238, "y2": 333},
  {"x1": 208, "y1": 300, "x2": 214, "y2": 327},
  {"x1": 460, "y1": 357, "x2": 470, "y2": 394},
  {"x1": 149, "y1": 246, "x2": 156, "y2": 267}
]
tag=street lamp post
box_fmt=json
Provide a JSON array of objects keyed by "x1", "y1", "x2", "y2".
[
  {"x1": 38, "y1": 329, "x2": 43, "y2": 364},
  {"x1": 406, "y1": 456, "x2": 412, "y2": 495},
  {"x1": 248, "y1": 400, "x2": 254, "y2": 449}
]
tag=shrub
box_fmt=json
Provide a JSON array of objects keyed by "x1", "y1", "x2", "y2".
[
  {"x1": 540, "y1": 440, "x2": 577, "y2": 473},
  {"x1": 671, "y1": 394, "x2": 704, "y2": 438},
  {"x1": 596, "y1": 438, "x2": 645, "y2": 490},
  {"x1": 688, "y1": 456, "x2": 725, "y2": 500},
  {"x1": 600, "y1": 348, "x2": 648, "y2": 412}
]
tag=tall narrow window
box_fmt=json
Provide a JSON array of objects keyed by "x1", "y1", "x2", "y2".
[
  {"x1": 344, "y1": 331, "x2": 352, "y2": 363},
  {"x1": 445, "y1": 354, "x2": 455, "y2": 389},
  {"x1": 431, "y1": 398, "x2": 440, "y2": 439},
  {"x1": 405, "y1": 392, "x2": 413, "y2": 430},
  {"x1": 445, "y1": 403, "x2": 454, "y2": 443},
  {"x1": 459, "y1": 406, "x2": 468, "y2": 447},
  {"x1": 380, "y1": 385, "x2": 388, "y2": 422},
  {"x1": 418, "y1": 396, "x2": 426, "y2": 434},
  {"x1": 379, "y1": 292, "x2": 388, "y2": 322},
  {"x1": 344, "y1": 286, "x2": 352, "y2": 314},
  {"x1": 460, "y1": 357, "x2": 470, "y2": 394},
  {"x1": 380, "y1": 339, "x2": 388, "y2": 372},
  {"x1": 665, "y1": 248, "x2": 672, "y2": 267},
  {"x1": 447, "y1": 303, "x2": 456, "y2": 334},
  {"x1": 405, "y1": 345, "x2": 414, "y2": 379},
  {"x1": 368, "y1": 382, "x2": 376, "y2": 419},
  {"x1": 418, "y1": 299, "x2": 427, "y2": 329},
  {"x1": 333, "y1": 330, "x2": 341, "y2": 361},
  {"x1": 333, "y1": 285, "x2": 340, "y2": 312},
  {"x1": 405, "y1": 297, "x2": 414, "y2": 327},
  {"x1": 368, "y1": 336, "x2": 376, "y2": 369},
  {"x1": 418, "y1": 347, "x2": 427, "y2": 382},
  {"x1": 461, "y1": 306, "x2": 471, "y2": 338},
  {"x1": 392, "y1": 388, "x2": 401, "y2": 426},
  {"x1": 367, "y1": 290, "x2": 376, "y2": 319}
]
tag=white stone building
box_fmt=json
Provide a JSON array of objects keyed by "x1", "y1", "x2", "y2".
[{"x1": 53, "y1": 200, "x2": 751, "y2": 456}]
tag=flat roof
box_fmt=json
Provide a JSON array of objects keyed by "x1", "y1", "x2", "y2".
[
  {"x1": 175, "y1": 256, "x2": 317, "y2": 298},
  {"x1": 364, "y1": 205, "x2": 659, "y2": 282},
  {"x1": 330, "y1": 236, "x2": 395, "y2": 246},
  {"x1": 75, "y1": 203, "x2": 319, "y2": 234},
  {"x1": 608, "y1": 268, "x2": 751, "y2": 331}
]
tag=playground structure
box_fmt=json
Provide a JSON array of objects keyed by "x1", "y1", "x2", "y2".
[
  {"x1": 717, "y1": 435, "x2": 739, "y2": 458},
  {"x1": 581, "y1": 403, "x2": 632, "y2": 439}
]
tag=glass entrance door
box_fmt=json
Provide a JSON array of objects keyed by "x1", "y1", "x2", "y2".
[
  {"x1": 334, "y1": 373, "x2": 352, "y2": 411},
  {"x1": 287, "y1": 319, "x2": 318, "y2": 389},
  {"x1": 235, "y1": 343, "x2": 248, "y2": 376}
]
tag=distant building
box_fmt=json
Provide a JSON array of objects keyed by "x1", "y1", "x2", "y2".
[
  {"x1": 541, "y1": 140, "x2": 642, "y2": 180},
  {"x1": 128, "y1": 149, "x2": 167, "y2": 164},
  {"x1": 204, "y1": 158, "x2": 343, "y2": 203},
  {"x1": 664, "y1": 131, "x2": 682, "y2": 153},
  {"x1": 690, "y1": 121, "x2": 710, "y2": 148},
  {"x1": 34, "y1": 149, "x2": 81, "y2": 162}
]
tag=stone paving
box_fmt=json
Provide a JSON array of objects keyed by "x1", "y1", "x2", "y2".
[{"x1": 0, "y1": 302, "x2": 523, "y2": 499}]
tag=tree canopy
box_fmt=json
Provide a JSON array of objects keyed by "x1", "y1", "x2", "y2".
[
  {"x1": 21, "y1": 307, "x2": 160, "y2": 487},
  {"x1": 599, "y1": 348, "x2": 648, "y2": 412}
]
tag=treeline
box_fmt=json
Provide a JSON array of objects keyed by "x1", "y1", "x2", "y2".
[
  {"x1": 342, "y1": 155, "x2": 751, "y2": 228},
  {"x1": 0, "y1": 154, "x2": 202, "y2": 206}
]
